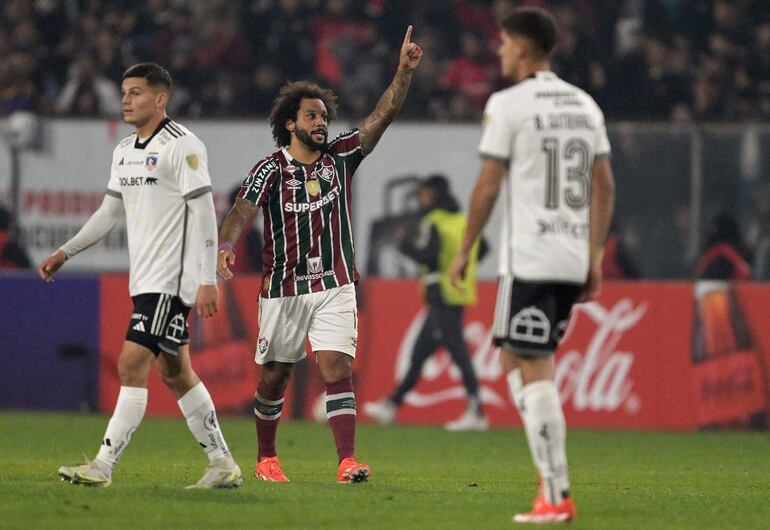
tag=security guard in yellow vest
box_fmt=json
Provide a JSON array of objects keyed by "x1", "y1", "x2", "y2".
[{"x1": 363, "y1": 175, "x2": 489, "y2": 431}]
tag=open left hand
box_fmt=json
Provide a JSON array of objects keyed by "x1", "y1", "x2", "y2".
[
  {"x1": 399, "y1": 25, "x2": 423, "y2": 71},
  {"x1": 196, "y1": 284, "x2": 219, "y2": 318}
]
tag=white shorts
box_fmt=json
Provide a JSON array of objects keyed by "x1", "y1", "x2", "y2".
[{"x1": 255, "y1": 283, "x2": 358, "y2": 364}]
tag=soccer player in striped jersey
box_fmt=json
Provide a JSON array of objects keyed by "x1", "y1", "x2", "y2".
[
  {"x1": 449, "y1": 8, "x2": 615, "y2": 524},
  {"x1": 38, "y1": 63, "x2": 242, "y2": 489},
  {"x1": 217, "y1": 27, "x2": 423, "y2": 483}
]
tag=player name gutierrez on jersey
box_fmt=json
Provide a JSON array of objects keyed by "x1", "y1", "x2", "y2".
[
  {"x1": 238, "y1": 129, "x2": 365, "y2": 298},
  {"x1": 479, "y1": 71, "x2": 611, "y2": 284},
  {"x1": 108, "y1": 117, "x2": 213, "y2": 306}
]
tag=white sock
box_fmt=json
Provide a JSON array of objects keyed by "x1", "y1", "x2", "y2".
[
  {"x1": 178, "y1": 382, "x2": 230, "y2": 462},
  {"x1": 519, "y1": 380, "x2": 570, "y2": 505},
  {"x1": 96, "y1": 386, "x2": 148, "y2": 470}
]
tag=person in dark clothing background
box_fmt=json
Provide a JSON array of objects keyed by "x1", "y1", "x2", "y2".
[
  {"x1": 0, "y1": 204, "x2": 31, "y2": 269},
  {"x1": 696, "y1": 213, "x2": 752, "y2": 280},
  {"x1": 363, "y1": 175, "x2": 489, "y2": 431}
]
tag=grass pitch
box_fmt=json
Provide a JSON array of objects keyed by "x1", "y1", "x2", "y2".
[{"x1": 1, "y1": 411, "x2": 769, "y2": 529}]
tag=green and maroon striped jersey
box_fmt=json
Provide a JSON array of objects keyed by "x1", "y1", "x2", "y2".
[{"x1": 238, "y1": 129, "x2": 365, "y2": 298}]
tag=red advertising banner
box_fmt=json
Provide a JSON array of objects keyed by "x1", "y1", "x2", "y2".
[
  {"x1": 97, "y1": 276, "x2": 770, "y2": 430},
  {"x1": 99, "y1": 275, "x2": 275, "y2": 417},
  {"x1": 355, "y1": 280, "x2": 700, "y2": 430}
]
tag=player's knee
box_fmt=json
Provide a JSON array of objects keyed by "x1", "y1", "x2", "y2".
[
  {"x1": 117, "y1": 363, "x2": 146, "y2": 386},
  {"x1": 117, "y1": 353, "x2": 151, "y2": 386},
  {"x1": 260, "y1": 370, "x2": 290, "y2": 392},
  {"x1": 320, "y1": 354, "x2": 353, "y2": 382}
]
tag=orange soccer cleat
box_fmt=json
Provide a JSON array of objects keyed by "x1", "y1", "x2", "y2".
[
  {"x1": 336, "y1": 457, "x2": 371, "y2": 484},
  {"x1": 513, "y1": 495, "x2": 576, "y2": 524},
  {"x1": 254, "y1": 456, "x2": 289, "y2": 482}
]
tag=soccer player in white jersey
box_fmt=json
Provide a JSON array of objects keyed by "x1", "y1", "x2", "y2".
[
  {"x1": 217, "y1": 27, "x2": 422, "y2": 484},
  {"x1": 449, "y1": 9, "x2": 615, "y2": 524},
  {"x1": 37, "y1": 63, "x2": 242, "y2": 489}
]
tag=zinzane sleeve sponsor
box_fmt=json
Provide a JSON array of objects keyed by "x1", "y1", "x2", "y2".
[
  {"x1": 171, "y1": 136, "x2": 213, "y2": 200},
  {"x1": 328, "y1": 128, "x2": 365, "y2": 175},
  {"x1": 478, "y1": 93, "x2": 514, "y2": 164},
  {"x1": 238, "y1": 157, "x2": 277, "y2": 208}
]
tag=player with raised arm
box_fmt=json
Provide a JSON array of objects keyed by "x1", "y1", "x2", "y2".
[
  {"x1": 38, "y1": 63, "x2": 242, "y2": 489},
  {"x1": 217, "y1": 27, "x2": 422, "y2": 484},
  {"x1": 448, "y1": 9, "x2": 615, "y2": 524}
]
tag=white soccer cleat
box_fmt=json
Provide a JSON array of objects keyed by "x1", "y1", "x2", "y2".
[
  {"x1": 363, "y1": 399, "x2": 397, "y2": 424},
  {"x1": 186, "y1": 457, "x2": 243, "y2": 489},
  {"x1": 58, "y1": 457, "x2": 112, "y2": 487},
  {"x1": 444, "y1": 410, "x2": 489, "y2": 432}
]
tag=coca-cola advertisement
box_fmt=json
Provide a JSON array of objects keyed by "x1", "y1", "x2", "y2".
[
  {"x1": 95, "y1": 275, "x2": 770, "y2": 430},
  {"x1": 356, "y1": 280, "x2": 701, "y2": 430}
]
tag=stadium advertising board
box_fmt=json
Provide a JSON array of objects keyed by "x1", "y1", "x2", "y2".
[{"x1": 90, "y1": 275, "x2": 770, "y2": 430}]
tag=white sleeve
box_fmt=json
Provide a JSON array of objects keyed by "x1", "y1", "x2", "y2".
[
  {"x1": 169, "y1": 136, "x2": 212, "y2": 199},
  {"x1": 59, "y1": 194, "x2": 123, "y2": 258},
  {"x1": 478, "y1": 93, "x2": 514, "y2": 163},
  {"x1": 107, "y1": 146, "x2": 122, "y2": 197},
  {"x1": 186, "y1": 191, "x2": 218, "y2": 285}
]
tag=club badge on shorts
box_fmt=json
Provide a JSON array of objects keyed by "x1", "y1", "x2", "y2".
[{"x1": 258, "y1": 337, "x2": 269, "y2": 354}]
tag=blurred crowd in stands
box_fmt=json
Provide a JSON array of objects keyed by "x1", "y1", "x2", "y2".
[{"x1": 1, "y1": 0, "x2": 770, "y2": 121}]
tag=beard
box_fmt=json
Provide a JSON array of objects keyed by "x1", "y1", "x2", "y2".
[{"x1": 295, "y1": 126, "x2": 327, "y2": 151}]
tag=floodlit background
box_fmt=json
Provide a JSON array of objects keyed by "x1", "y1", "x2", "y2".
[{"x1": 1, "y1": 1, "x2": 770, "y2": 528}]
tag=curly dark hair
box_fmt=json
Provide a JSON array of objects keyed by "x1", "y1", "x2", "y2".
[{"x1": 269, "y1": 81, "x2": 338, "y2": 147}]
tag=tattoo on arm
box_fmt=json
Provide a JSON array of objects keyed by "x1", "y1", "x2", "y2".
[
  {"x1": 359, "y1": 69, "x2": 412, "y2": 155},
  {"x1": 218, "y1": 198, "x2": 258, "y2": 247}
]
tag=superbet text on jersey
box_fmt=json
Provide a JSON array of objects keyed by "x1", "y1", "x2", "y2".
[
  {"x1": 479, "y1": 71, "x2": 611, "y2": 284},
  {"x1": 238, "y1": 129, "x2": 365, "y2": 298}
]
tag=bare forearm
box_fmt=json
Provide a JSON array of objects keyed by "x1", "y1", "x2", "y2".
[
  {"x1": 218, "y1": 199, "x2": 257, "y2": 246},
  {"x1": 589, "y1": 160, "x2": 615, "y2": 263},
  {"x1": 359, "y1": 68, "x2": 413, "y2": 155},
  {"x1": 461, "y1": 180, "x2": 499, "y2": 255}
]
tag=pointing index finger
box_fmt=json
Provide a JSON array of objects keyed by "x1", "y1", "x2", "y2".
[{"x1": 403, "y1": 25, "x2": 413, "y2": 47}]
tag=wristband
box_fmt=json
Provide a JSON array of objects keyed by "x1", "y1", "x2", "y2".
[{"x1": 218, "y1": 242, "x2": 235, "y2": 252}]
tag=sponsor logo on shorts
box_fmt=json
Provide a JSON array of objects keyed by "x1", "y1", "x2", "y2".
[
  {"x1": 165, "y1": 313, "x2": 187, "y2": 343},
  {"x1": 258, "y1": 337, "x2": 269, "y2": 354},
  {"x1": 510, "y1": 307, "x2": 550, "y2": 344}
]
